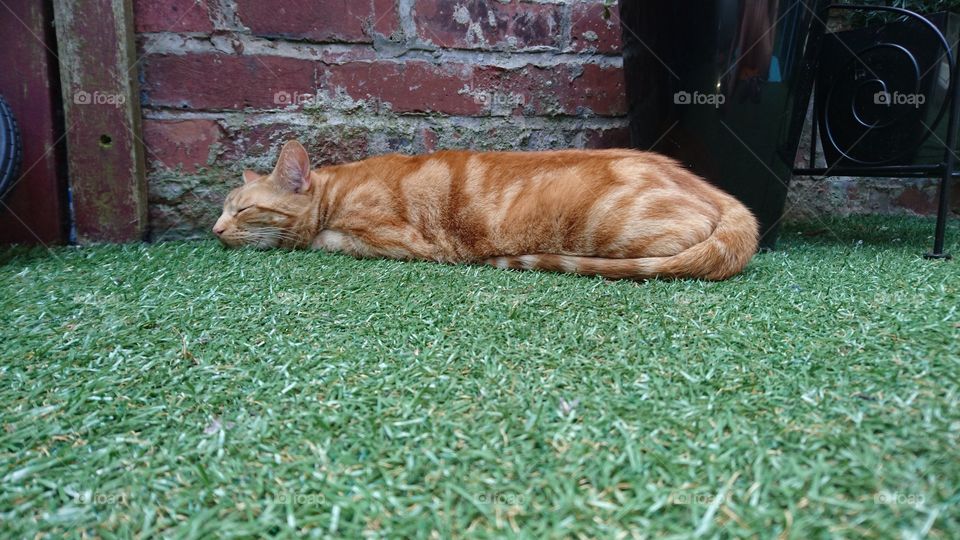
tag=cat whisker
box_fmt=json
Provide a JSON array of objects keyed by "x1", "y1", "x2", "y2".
[{"x1": 235, "y1": 226, "x2": 307, "y2": 248}]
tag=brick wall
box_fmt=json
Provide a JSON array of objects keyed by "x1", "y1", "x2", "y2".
[
  {"x1": 787, "y1": 107, "x2": 960, "y2": 223},
  {"x1": 135, "y1": 0, "x2": 628, "y2": 240},
  {"x1": 133, "y1": 1, "x2": 956, "y2": 241}
]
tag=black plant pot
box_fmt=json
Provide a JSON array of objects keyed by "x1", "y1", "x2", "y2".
[
  {"x1": 620, "y1": 0, "x2": 827, "y2": 250},
  {"x1": 816, "y1": 12, "x2": 959, "y2": 167}
]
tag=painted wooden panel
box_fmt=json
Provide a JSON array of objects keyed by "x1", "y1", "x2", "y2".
[
  {"x1": 0, "y1": 0, "x2": 69, "y2": 245},
  {"x1": 53, "y1": 0, "x2": 147, "y2": 243}
]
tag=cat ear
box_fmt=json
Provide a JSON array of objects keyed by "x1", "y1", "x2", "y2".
[
  {"x1": 271, "y1": 140, "x2": 312, "y2": 193},
  {"x1": 243, "y1": 169, "x2": 261, "y2": 184}
]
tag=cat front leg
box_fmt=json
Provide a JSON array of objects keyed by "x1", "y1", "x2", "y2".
[
  {"x1": 312, "y1": 230, "x2": 377, "y2": 258},
  {"x1": 311, "y1": 228, "x2": 437, "y2": 261}
]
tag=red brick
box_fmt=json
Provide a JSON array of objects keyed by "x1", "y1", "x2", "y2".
[
  {"x1": 887, "y1": 182, "x2": 960, "y2": 216},
  {"x1": 471, "y1": 63, "x2": 627, "y2": 117},
  {"x1": 559, "y1": 64, "x2": 626, "y2": 116},
  {"x1": 311, "y1": 130, "x2": 370, "y2": 166},
  {"x1": 220, "y1": 123, "x2": 370, "y2": 166},
  {"x1": 373, "y1": 0, "x2": 400, "y2": 38},
  {"x1": 322, "y1": 61, "x2": 625, "y2": 117},
  {"x1": 143, "y1": 119, "x2": 223, "y2": 172},
  {"x1": 583, "y1": 126, "x2": 631, "y2": 148},
  {"x1": 570, "y1": 2, "x2": 623, "y2": 53},
  {"x1": 322, "y1": 61, "x2": 483, "y2": 115},
  {"x1": 141, "y1": 54, "x2": 626, "y2": 117},
  {"x1": 421, "y1": 128, "x2": 440, "y2": 152},
  {"x1": 231, "y1": 123, "x2": 309, "y2": 160},
  {"x1": 894, "y1": 186, "x2": 938, "y2": 215},
  {"x1": 141, "y1": 54, "x2": 316, "y2": 110},
  {"x1": 133, "y1": 0, "x2": 214, "y2": 33},
  {"x1": 235, "y1": 0, "x2": 399, "y2": 43},
  {"x1": 414, "y1": 0, "x2": 562, "y2": 50},
  {"x1": 213, "y1": 124, "x2": 290, "y2": 166}
]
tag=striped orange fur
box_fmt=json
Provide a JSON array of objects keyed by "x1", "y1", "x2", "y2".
[{"x1": 213, "y1": 140, "x2": 759, "y2": 280}]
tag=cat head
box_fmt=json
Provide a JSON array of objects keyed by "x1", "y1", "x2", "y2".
[{"x1": 213, "y1": 140, "x2": 317, "y2": 249}]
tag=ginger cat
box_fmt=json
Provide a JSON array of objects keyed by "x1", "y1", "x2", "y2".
[{"x1": 213, "y1": 140, "x2": 759, "y2": 280}]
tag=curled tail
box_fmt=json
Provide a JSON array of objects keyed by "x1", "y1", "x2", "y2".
[{"x1": 487, "y1": 195, "x2": 760, "y2": 281}]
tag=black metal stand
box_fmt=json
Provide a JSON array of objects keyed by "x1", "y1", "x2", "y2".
[{"x1": 793, "y1": 4, "x2": 956, "y2": 259}]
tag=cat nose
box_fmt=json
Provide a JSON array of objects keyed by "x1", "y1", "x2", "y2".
[{"x1": 212, "y1": 225, "x2": 226, "y2": 236}]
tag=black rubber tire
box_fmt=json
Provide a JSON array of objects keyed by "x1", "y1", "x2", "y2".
[{"x1": 0, "y1": 94, "x2": 23, "y2": 203}]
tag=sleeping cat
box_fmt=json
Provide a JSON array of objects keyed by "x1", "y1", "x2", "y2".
[{"x1": 213, "y1": 140, "x2": 759, "y2": 280}]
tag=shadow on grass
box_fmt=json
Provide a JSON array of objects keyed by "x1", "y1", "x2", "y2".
[
  {"x1": 0, "y1": 245, "x2": 65, "y2": 268},
  {"x1": 781, "y1": 214, "x2": 959, "y2": 251}
]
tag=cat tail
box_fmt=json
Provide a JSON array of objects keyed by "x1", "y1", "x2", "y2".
[{"x1": 487, "y1": 196, "x2": 760, "y2": 281}]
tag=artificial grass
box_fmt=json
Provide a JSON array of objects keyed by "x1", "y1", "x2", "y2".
[{"x1": 0, "y1": 215, "x2": 958, "y2": 538}]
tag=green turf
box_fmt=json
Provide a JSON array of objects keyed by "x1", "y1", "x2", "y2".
[{"x1": 1, "y1": 215, "x2": 958, "y2": 538}]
